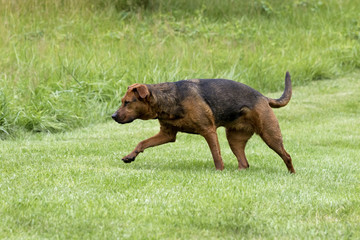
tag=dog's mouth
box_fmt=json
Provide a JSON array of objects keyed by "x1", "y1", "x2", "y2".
[
  {"x1": 111, "y1": 114, "x2": 134, "y2": 124},
  {"x1": 117, "y1": 119, "x2": 134, "y2": 124}
]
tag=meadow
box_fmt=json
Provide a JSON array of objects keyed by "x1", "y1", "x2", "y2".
[
  {"x1": 1, "y1": 0, "x2": 360, "y2": 238},
  {"x1": 1, "y1": 74, "x2": 359, "y2": 239}
]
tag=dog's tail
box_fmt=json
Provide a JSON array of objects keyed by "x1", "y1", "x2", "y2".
[{"x1": 268, "y1": 71, "x2": 292, "y2": 108}]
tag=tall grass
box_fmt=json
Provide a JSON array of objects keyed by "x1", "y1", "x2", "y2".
[{"x1": 1, "y1": 0, "x2": 360, "y2": 138}]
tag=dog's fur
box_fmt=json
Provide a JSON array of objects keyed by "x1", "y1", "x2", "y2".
[{"x1": 112, "y1": 72, "x2": 295, "y2": 173}]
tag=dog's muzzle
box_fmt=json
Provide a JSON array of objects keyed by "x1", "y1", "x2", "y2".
[{"x1": 111, "y1": 113, "x2": 134, "y2": 124}]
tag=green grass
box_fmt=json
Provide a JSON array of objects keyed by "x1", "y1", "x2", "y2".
[
  {"x1": 1, "y1": 0, "x2": 360, "y2": 137},
  {"x1": 1, "y1": 2, "x2": 360, "y2": 237},
  {"x1": 1, "y1": 74, "x2": 359, "y2": 239}
]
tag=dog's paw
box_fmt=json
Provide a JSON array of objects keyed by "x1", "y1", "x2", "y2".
[{"x1": 122, "y1": 155, "x2": 136, "y2": 163}]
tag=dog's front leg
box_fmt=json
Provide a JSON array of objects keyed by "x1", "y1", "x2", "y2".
[
  {"x1": 122, "y1": 128, "x2": 177, "y2": 163},
  {"x1": 202, "y1": 130, "x2": 224, "y2": 170}
]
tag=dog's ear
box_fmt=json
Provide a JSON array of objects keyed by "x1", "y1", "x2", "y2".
[
  {"x1": 134, "y1": 84, "x2": 149, "y2": 99},
  {"x1": 127, "y1": 84, "x2": 150, "y2": 99}
]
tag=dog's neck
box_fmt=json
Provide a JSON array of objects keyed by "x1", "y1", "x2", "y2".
[{"x1": 147, "y1": 83, "x2": 185, "y2": 120}]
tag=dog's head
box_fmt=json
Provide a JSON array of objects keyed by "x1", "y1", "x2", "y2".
[{"x1": 112, "y1": 84, "x2": 157, "y2": 124}]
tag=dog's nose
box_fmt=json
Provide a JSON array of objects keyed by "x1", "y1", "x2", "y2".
[{"x1": 111, "y1": 113, "x2": 117, "y2": 120}]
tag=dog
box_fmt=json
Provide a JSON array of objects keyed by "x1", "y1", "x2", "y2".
[{"x1": 112, "y1": 72, "x2": 295, "y2": 173}]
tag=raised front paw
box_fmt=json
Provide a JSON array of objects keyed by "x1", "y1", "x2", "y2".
[{"x1": 122, "y1": 154, "x2": 136, "y2": 163}]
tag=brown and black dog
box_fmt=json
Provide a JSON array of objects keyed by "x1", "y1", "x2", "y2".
[{"x1": 112, "y1": 72, "x2": 295, "y2": 173}]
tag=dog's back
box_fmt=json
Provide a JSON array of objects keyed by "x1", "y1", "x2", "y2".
[
  {"x1": 196, "y1": 79, "x2": 263, "y2": 126},
  {"x1": 148, "y1": 79, "x2": 263, "y2": 127}
]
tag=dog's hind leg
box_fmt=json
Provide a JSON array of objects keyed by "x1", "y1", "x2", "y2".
[
  {"x1": 226, "y1": 129, "x2": 253, "y2": 170},
  {"x1": 257, "y1": 110, "x2": 295, "y2": 173}
]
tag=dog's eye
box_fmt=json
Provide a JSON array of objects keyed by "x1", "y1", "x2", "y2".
[{"x1": 124, "y1": 98, "x2": 137, "y2": 106}]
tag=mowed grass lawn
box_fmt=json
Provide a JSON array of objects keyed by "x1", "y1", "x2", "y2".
[{"x1": 1, "y1": 75, "x2": 360, "y2": 239}]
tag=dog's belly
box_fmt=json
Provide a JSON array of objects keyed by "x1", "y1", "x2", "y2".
[{"x1": 159, "y1": 118, "x2": 204, "y2": 134}]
